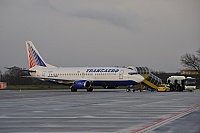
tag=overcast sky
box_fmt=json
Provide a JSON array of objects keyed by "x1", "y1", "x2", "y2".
[{"x1": 0, "y1": 0, "x2": 200, "y2": 73}]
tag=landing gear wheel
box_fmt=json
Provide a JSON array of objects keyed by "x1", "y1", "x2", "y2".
[
  {"x1": 132, "y1": 89, "x2": 135, "y2": 92},
  {"x1": 87, "y1": 87, "x2": 93, "y2": 92},
  {"x1": 126, "y1": 89, "x2": 131, "y2": 92},
  {"x1": 71, "y1": 87, "x2": 77, "y2": 92}
]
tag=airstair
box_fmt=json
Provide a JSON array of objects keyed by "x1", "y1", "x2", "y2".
[{"x1": 127, "y1": 66, "x2": 162, "y2": 90}]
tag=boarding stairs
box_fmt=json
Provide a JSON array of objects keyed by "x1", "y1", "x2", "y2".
[{"x1": 127, "y1": 66, "x2": 162, "y2": 90}]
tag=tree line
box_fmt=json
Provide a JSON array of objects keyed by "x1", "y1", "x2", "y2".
[{"x1": 0, "y1": 67, "x2": 49, "y2": 85}]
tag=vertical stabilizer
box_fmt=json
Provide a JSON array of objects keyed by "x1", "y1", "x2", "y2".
[{"x1": 26, "y1": 41, "x2": 53, "y2": 68}]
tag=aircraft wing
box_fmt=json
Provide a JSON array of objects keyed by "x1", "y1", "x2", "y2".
[{"x1": 21, "y1": 76, "x2": 75, "y2": 85}]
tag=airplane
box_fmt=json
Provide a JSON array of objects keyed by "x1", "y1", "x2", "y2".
[{"x1": 23, "y1": 41, "x2": 144, "y2": 92}]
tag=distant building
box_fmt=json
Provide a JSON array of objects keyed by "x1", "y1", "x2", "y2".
[{"x1": 180, "y1": 70, "x2": 199, "y2": 75}]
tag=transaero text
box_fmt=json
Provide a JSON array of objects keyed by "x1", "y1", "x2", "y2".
[{"x1": 86, "y1": 69, "x2": 119, "y2": 73}]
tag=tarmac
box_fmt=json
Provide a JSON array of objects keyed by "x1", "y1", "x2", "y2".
[{"x1": 0, "y1": 89, "x2": 200, "y2": 133}]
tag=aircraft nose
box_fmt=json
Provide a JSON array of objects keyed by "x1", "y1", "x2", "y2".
[{"x1": 137, "y1": 74, "x2": 145, "y2": 83}]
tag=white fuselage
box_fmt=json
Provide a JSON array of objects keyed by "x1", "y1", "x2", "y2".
[{"x1": 29, "y1": 66, "x2": 144, "y2": 86}]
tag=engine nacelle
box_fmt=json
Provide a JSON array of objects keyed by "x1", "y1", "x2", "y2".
[{"x1": 73, "y1": 80, "x2": 91, "y2": 89}]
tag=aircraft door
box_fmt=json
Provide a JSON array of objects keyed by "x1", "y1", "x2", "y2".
[
  {"x1": 42, "y1": 71, "x2": 46, "y2": 77},
  {"x1": 119, "y1": 70, "x2": 124, "y2": 79},
  {"x1": 82, "y1": 72, "x2": 85, "y2": 78}
]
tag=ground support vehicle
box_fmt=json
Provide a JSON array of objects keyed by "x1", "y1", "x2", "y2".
[
  {"x1": 167, "y1": 76, "x2": 196, "y2": 92},
  {"x1": 157, "y1": 84, "x2": 170, "y2": 92}
]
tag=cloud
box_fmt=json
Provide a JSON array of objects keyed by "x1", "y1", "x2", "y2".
[
  {"x1": 38, "y1": 1, "x2": 142, "y2": 32},
  {"x1": 68, "y1": 5, "x2": 141, "y2": 31}
]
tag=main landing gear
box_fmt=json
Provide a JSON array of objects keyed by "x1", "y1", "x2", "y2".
[
  {"x1": 70, "y1": 86, "x2": 93, "y2": 92},
  {"x1": 70, "y1": 86, "x2": 77, "y2": 92},
  {"x1": 86, "y1": 87, "x2": 93, "y2": 92}
]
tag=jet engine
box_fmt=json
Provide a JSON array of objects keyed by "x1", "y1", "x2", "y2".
[{"x1": 73, "y1": 80, "x2": 91, "y2": 89}]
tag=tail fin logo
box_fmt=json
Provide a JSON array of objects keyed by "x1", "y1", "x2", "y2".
[{"x1": 27, "y1": 42, "x2": 46, "y2": 68}]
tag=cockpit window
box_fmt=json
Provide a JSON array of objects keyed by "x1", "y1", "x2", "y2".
[{"x1": 128, "y1": 72, "x2": 138, "y2": 75}]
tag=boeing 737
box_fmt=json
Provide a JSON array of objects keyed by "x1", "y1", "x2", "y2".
[{"x1": 23, "y1": 41, "x2": 144, "y2": 92}]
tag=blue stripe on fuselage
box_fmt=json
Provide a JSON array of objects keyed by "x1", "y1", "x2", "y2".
[{"x1": 92, "y1": 80, "x2": 138, "y2": 86}]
